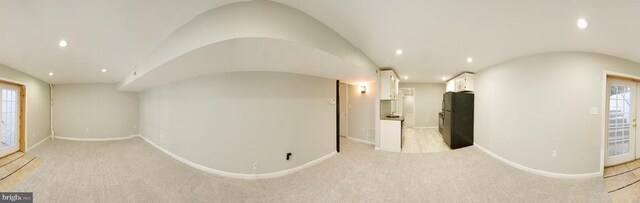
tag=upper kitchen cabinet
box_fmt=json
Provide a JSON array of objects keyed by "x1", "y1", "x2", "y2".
[
  {"x1": 380, "y1": 70, "x2": 400, "y2": 100},
  {"x1": 445, "y1": 72, "x2": 474, "y2": 92}
]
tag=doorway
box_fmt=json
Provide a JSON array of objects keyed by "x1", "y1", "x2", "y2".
[
  {"x1": 0, "y1": 82, "x2": 24, "y2": 158},
  {"x1": 399, "y1": 88, "x2": 415, "y2": 128},
  {"x1": 605, "y1": 77, "x2": 640, "y2": 166}
]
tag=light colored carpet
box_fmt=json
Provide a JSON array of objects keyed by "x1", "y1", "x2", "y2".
[{"x1": 13, "y1": 137, "x2": 610, "y2": 202}]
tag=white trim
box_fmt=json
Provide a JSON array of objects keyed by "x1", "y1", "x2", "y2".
[
  {"x1": 375, "y1": 74, "x2": 381, "y2": 149},
  {"x1": 601, "y1": 71, "x2": 640, "y2": 172},
  {"x1": 474, "y1": 143, "x2": 601, "y2": 179},
  {"x1": 26, "y1": 137, "x2": 50, "y2": 152},
  {"x1": 339, "y1": 83, "x2": 349, "y2": 138},
  {"x1": 55, "y1": 134, "x2": 139, "y2": 141},
  {"x1": 137, "y1": 135, "x2": 338, "y2": 179},
  {"x1": 50, "y1": 84, "x2": 55, "y2": 140},
  {"x1": 346, "y1": 136, "x2": 375, "y2": 145},
  {"x1": 601, "y1": 71, "x2": 607, "y2": 172},
  {"x1": 412, "y1": 126, "x2": 439, "y2": 129},
  {"x1": 0, "y1": 77, "x2": 27, "y2": 86},
  {"x1": 398, "y1": 87, "x2": 416, "y2": 127}
]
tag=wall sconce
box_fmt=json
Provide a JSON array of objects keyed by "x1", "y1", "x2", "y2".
[{"x1": 359, "y1": 85, "x2": 367, "y2": 94}]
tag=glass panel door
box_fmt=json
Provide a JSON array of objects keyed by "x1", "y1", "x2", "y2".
[
  {"x1": 606, "y1": 78, "x2": 637, "y2": 166},
  {"x1": 0, "y1": 84, "x2": 19, "y2": 158}
]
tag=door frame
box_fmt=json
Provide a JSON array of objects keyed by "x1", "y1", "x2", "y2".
[
  {"x1": 601, "y1": 71, "x2": 640, "y2": 171},
  {"x1": 338, "y1": 83, "x2": 349, "y2": 138},
  {"x1": 0, "y1": 77, "x2": 26, "y2": 154},
  {"x1": 336, "y1": 80, "x2": 340, "y2": 153},
  {"x1": 604, "y1": 77, "x2": 637, "y2": 166},
  {"x1": 398, "y1": 88, "x2": 416, "y2": 128}
]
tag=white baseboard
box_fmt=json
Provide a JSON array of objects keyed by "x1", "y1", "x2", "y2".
[
  {"x1": 346, "y1": 137, "x2": 375, "y2": 145},
  {"x1": 412, "y1": 126, "x2": 439, "y2": 129},
  {"x1": 137, "y1": 135, "x2": 337, "y2": 179},
  {"x1": 27, "y1": 137, "x2": 50, "y2": 152},
  {"x1": 55, "y1": 134, "x2": 139, "y2": 141},
  {"x1": 474, "y1": 143, "x2": 601, "y2": 179}
]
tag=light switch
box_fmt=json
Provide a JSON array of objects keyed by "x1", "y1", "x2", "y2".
[{"x1": 590, "y1": 107, "x2": 598, "y2": 115}]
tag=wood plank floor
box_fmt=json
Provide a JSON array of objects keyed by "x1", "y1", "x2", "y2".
[
  {"x1": 604, "y1": 159, "x2": 640, "y2": 202},
  {"x1": 401, "y1": 128, "x2": 450, "y2": 153},
  {"x1": 0, "y1": 151, "x2": 41, "y2": 191}
]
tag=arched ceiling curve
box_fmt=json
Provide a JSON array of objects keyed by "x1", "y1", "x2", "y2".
[{"x1": 117, "y1": 0, "x2": 378, "y2": 91}]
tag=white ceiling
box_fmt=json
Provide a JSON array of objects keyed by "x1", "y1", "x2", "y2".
[
  {"x1": 275, "y1": 0, "x2": 640, "y2": 82},
  {"x1": 1, "y1": 0, "x2": 640, "y2": 84},
  {"x1": 0, "y1": 0, "x2": 239, "y2": 84}
]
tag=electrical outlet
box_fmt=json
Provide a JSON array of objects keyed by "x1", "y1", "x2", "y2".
[
  {"x1": 590, "y1": 107, "x2": 598, "y2": 115},
  {"x1": 552, "y1": 150, "x2": 557, "y2": 157},
  {"x1": 253, "y1": 162, "x2": 259, "y2": 170},
  {"x1": 330, "y1": 98, "x2": 336, "y2": 105}
]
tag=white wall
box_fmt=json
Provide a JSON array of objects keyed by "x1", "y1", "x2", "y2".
[
  {"x1": 0, "y1": 63, "x2": 50, "y2": 148},
  {"x1": 347, "y1": 83, "x2": 377, "y2": 142},
  {"x1": 399, "y1": 83, "x2": 445, "y2": 128},
  {"x1": 139, "y1": 71, "x2": 336, "y2": 174},
  {"x1": 53, "y1": 84, "x2": 139, "y2": 139},
  {"x1": 475, "y1": 52, "x2": 640, "y2": 175},
  {"x1": 339, "y1": 83, "x2": 348, "y2": 137},
  {"x1": 402, "y1": 94, "x2": 415, "y2": 127}
]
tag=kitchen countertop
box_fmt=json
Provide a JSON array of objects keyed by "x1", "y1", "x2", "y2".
[{"x1": 380, "y1": 114, "x2": 404, "y2": 121}]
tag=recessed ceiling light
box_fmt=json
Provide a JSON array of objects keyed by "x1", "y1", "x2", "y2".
[
  {"x1": 48, "y1": 72, "x2": 54, "y2": 76},
  {"x1": 101, "y1": 69, "x2": 107, "y2": 73},
  {"x1": 466, "y1": 57, "x2": 473, "y2": 63},
  {"x1": 395, "y1": 49, "x2": 403, "y2": 55},
  {"x1": 403, "y1": 76, "x2": 408, "y2": 80},
  {"x1": 577, "y1": 18, "x2": 588, "y2": 29},
  {"x1": 442, "y1": 76, "x2": 447, "y2": 81},
  {"x1": 58, "y1": 40, "x2": 68, "y2": 48}
]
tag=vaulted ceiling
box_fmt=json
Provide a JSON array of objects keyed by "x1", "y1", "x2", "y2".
[{"x1": 1, "y1": 0, "x2": 639, "y2": 84}]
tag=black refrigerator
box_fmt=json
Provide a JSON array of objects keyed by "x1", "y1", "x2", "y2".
[{"x1": 442, "y1": 92, "x2": 474, "y2": 149}]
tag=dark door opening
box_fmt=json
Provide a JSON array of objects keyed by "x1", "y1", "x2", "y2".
[{"x1": 336, "y1": 80, "x2": 340, "y2": 153}]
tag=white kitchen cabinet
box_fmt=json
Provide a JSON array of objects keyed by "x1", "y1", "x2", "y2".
[
  {"x1": 380, "y1": 119, "x2": 402, "y2": 152},
  {"x1": 446, "y1": 79, "x2": 456, "y2": 92},
  {"x1": 446, "y1": 72, "x2": 474, "y2": 92},
  {"x1": 380, "y1": 70, "x2": 399, "y2": 100}
]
